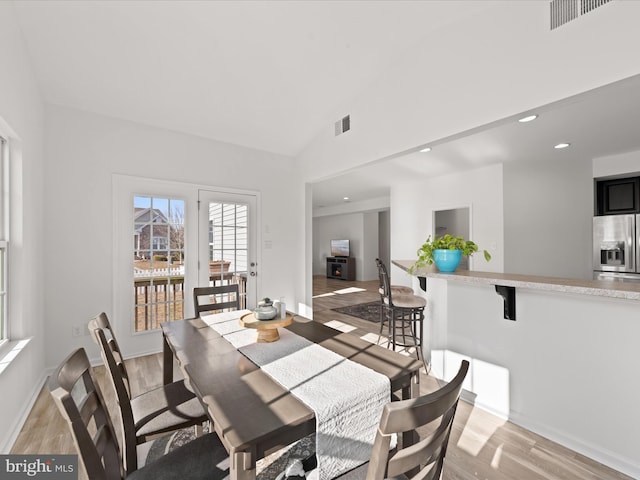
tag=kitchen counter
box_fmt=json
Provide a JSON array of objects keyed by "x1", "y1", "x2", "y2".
[{"x1": 392, "y1": 259, "x2": 640, "y2": 301}]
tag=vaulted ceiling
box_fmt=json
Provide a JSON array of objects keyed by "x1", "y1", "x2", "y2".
[
  {"x1": 12, "y1": 1, "x2": 640, "y2": 209},
  {"x1": 12, "y1": 0, "x2": 489, "y2": 157}
]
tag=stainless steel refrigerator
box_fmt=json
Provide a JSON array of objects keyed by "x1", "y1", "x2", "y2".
[{"x1": 593, "y1": 214, "x2": 640, "y2": 282}]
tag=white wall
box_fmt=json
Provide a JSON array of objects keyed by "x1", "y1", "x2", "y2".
[
  {"x1": 43, "y1": 105, "x2": 300, "y2": 367},
  {"x1": 312, "y1": 197, "x2": 389, "y2": 283},
  {"x1": 0, "y1": 2, "x2": 45, "y2": 453},
  {"x1": 390, "y1": 164, "x2": 503, "y2": 285},
  {"x1": 362, "y1": 212, "x2": 379, "y2": 281},
  {"x1": 313, "y1": 213, "x2": 364, "y2": 279},
  {"x1": 377, "y1": 210, "x2": 390, "y2": 271},
  {"x1": 425, "y1": 279, "x2": 640, "y2": 478},
  {"x1": 503, "y1": 156, "x2": 593, "y2": 279}
]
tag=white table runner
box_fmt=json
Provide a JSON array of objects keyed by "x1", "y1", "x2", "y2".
[{"x1": 202, "y1": 310, "x2": 390, "y2": 480}]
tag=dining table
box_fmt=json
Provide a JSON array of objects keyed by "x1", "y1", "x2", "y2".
[{"x1": 161, "y1": 311, "x2": 423, "y2": 480}]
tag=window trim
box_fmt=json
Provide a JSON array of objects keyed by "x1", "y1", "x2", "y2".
[
  {"x1": 133, "y1": 195, "x2": 186, "y2": 332},
  {"x1": 0, "y1": 136, "x2": 8, "y2": 348}
]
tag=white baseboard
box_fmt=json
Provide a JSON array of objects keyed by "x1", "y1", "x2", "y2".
[
  {"x1": 458, "y1": 396, "x2": 639, "y2": 479},
  {"x1": 507, "y1": 411, "x2": 639, "y2": 479}
]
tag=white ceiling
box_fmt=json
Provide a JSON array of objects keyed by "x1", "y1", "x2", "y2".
[
  {"x1": 13, "y1": 1, "x2": 640, "y2": 210},
  {"x1": 311, "y1": 74, "x2": 640, "y2": 208},
  {"x1": 12, "y1": 0, "x2": 490, "y2": 157}
]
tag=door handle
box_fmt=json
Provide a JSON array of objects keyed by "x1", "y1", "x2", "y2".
[{"x1": 250, "y1": 271, "x2": 257, "y2": 277}]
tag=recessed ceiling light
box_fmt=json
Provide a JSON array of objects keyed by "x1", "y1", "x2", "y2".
[
  {"x1": 419, "y1": 147, "x2": 432, "y2": 153},
  {"x1": 554, "y1": 143, "x2": 571, "y2": 149},
  {"x1": 343, "y1": 196, "x2": 350, "y2": 201},
  {"x1": 518, "y1": 114, "x2": 538, "y2": 123}
]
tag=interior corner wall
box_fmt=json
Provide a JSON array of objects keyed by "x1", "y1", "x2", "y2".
[
  {"x1": 0, "y1": 2, "x2": 46, "y2": 453},
  {"x1": 361, "y1": 212, "x2": 379, "y2": 281},
  {"x1": 378, "y1": 210, "x2": 390, "y2": 272},
  {"x1": 503, "y1": 156, "x2": 593, "y2": 279}
]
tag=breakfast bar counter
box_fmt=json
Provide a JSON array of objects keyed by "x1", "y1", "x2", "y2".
[
  {"x1": 390, "y1": 259, "x2": 640, "y2": 479},
  {"x1": 392, "y1": 259, "x2": 640, "y2": 300}
]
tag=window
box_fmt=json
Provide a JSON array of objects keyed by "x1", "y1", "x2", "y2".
[
  {"x1": 208, "y1": 202, "x2": 248, "y2": 280},
  {"x1": 0, "y1": 136, "x2": 7, "y2": 345},
  {"x1": 133, "y1": 196, "x2": 185, "y2": 332}
]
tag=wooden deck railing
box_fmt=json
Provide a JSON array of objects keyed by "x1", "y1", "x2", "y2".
[{"x1": 134, "y1": 272, "x2": 247, "y2": 332}]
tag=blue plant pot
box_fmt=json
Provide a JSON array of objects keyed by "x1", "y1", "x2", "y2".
[{"x1": 433, "y1": 249, "x2": 462, "y2": 272}]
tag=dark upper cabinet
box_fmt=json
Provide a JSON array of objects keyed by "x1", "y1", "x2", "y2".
[{"x1": 596, "y1": 177, "x2": 640, "y2": 215}]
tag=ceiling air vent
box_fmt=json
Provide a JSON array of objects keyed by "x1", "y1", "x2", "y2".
[
  {"x1": 334, "y1": 115, "x2": 351, "y2": 136},
  {"x1": 550, "y1": 0, "x2": 613, "y2": 30}
]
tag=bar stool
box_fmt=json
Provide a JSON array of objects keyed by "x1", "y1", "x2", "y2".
[
  {"x1": 375, "y1": 258, "x2": 413, "y2": 298},
  {"x1": 375, "y1": 258, "x2": 415, "y2": 330},
  {"x1": 377, "y1": 260, "x2": 428, "y2": 372},
  {"x1": 375, "y1": 258, "x2": 414, "y2": 339}
]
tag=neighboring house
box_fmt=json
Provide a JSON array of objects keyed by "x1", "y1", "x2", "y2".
[{"x1": 133, "y1": 208, "x2": 182, "y2": 259}]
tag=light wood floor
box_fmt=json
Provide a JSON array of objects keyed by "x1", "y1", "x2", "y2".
[{"x1": 11, "y1": 275, "x2": 632, "y2": 480}]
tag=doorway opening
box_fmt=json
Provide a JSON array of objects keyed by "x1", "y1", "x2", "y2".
[{"x1": 434, "y1": 207, "x2": 470, "y2": 270}]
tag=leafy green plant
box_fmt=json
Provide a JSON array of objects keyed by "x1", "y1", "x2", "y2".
[{"x1": 409, "y1": 234, "x2": 491, "y2": 273}]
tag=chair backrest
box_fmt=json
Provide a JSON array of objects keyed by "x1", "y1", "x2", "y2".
[
  {"x1": 366, "y1": 360, "x2": 470, "y2": 480},
  {"x1": 193, "y1": 284, "x2": 240, "y2": 316},
  {"x1": 48, "y1": 348, "x2": 123, "y2": 480},
  {"x1": 375, "y1": 258, "x2": 393, "y2": 304},
  {"x1": 88, "y1": 312, "x2": 132, "y2": 398},
  {"x1": 89, "y1": 313, "x2": 139, "y2": 474},
  {"x1": 375, "y1": 258, "x2": 384, "y2": 290}
]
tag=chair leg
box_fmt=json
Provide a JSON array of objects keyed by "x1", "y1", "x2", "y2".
[
  {"x1": 415, "y1": 310, "x2": 429, "y2": 374},
  {"x1": 391, "y1": 309, "x2": 397, "y2": 352},
  {"x1": 399, "y1": 310, "x2": 406, "y2": 349},
  {"x1": 377, "y1": 304, "x2": 385, "y2": 345}
]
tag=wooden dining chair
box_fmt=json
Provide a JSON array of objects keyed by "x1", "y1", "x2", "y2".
[
  {"x1": 88, "y1": 313, "x2": 208, "y2": 446},
  {"x1": 336, "y1": 360, "x2": 469, "y2": 480},
  {"x1": 193, "y1": 283, "x2": 240, "y2": 316},
  {"x1": 48, "y1": 347, "x2": 230, "y2": 480}
]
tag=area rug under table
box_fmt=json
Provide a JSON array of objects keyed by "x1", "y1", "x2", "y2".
[
  {"x1": 145, "y1": 426, "x2": 316, "y2": 479},
  {"x1": 331, "y1": 301, "x2": 382, "y2": 323}
]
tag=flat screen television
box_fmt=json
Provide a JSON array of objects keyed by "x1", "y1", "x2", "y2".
[{"x1": 330, "y1": 239, "x2": 350, "y2": 257}]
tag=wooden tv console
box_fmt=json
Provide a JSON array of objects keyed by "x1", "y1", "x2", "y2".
[{"x1": 326, "y1": 256, "x2": 356, "y2": 281}]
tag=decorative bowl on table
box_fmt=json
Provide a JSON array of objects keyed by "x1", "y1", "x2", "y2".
[{"x1": 254, "y1": 297, "x2": 278, "y2": 320}]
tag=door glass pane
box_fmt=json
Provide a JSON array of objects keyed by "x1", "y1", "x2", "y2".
[
  {"x1": 208, "y1": 202, "x2": 248, "y2": 308},
  {"x1": 133, "y1": 196, "x2": 185, "y2": 332}
]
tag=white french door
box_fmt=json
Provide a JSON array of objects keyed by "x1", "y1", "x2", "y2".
[{"x1": 198, "y1": 190, "x2": 258, "y2": 309}]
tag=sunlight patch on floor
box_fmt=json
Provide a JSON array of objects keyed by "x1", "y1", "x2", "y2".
[
  {"x1": 455, "y1": 404, "x2": 507, "y2": 457},
  {"x1": 359, "y1": 332, "x2": 381, "y2": 344},
  {"x1": 324, "y1": 320, "x2": 357, "y2": 333},
  {"x1": 313, "y1": 292, "x2": 336, "y2": 298},
  {"x1": 333, "y1": 287, "x2": 366, "y2": 294},
  {"x1": 491, "y1": 444, "x2": 503, "y2": 469}
]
